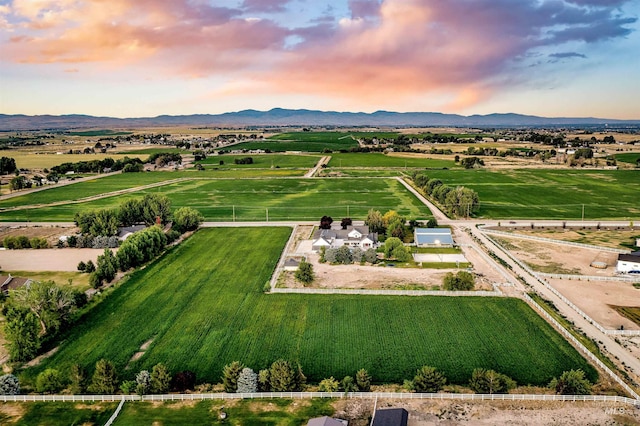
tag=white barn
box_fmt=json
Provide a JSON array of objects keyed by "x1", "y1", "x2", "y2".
[{"x1": 616, "y1": 252, "x2": 640, "y2": 273}]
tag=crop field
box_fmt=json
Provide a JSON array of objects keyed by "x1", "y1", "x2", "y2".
[
  {"x1": 198, "y1": 153, "x2": 321, "y2": 169},
  {"x1": 1, "y1": 152, "x2": 146, "y2": 170},
  {"x1": 26, "y1": 228, "x2": 596, "y2": 387},
  {"x1": 326, "y1": 153, "x2": 455, "y2": 168},
  {"x1": 230, "y1": 131, "x2": 359, "y2": 152},
  {"x1": 0, "y1": 178, "x2": 431, "y2": 222},
  {"x1": 416, "y1": 169, "x2": 640, "y2": 219},
  {"x1": 65, "y1": 129, "x2": 133, "y2": 137}
]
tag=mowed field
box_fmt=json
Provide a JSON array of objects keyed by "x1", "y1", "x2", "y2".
[
  {"x1": 231, "y1": 131, "x2": 360, "y2": 152},
  {"x1": 326, "y1": 153, "x2": 456, "y2": 169},
  {"x1": 25, "y1": 228, "x2": 596, "y2": 386},
  {"x1": 197, "y1": 153, "x2": 321, "y2": 168},
  {"x1": 420, "y1": 169, "x2": 640, "y2": 219},
  {"x1": 0, "y1": 178, "x2": 431, "y2": 222}
]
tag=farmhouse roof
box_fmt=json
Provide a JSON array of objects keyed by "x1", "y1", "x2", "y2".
[
  {"x1": 414, "y1": 228, "x2": 454, "y2": 246},
  {"x1": 618, "y1": 252, "x2": 640, "y2": 263},
  {"x1": 372, "y1": 408, "x2": 409, "y2": 426},
  {"x1": 0, "y1": 275, "x2": 32, "y2": 294},
  {"x1": 284, "y1": 258, "x2": 301, "y2": 268},
  {"x1": 313, "y1": 225, "x2": 377, "y2": 242},
  {"x1": 307, "y1": 416, "x2": 347, "y2": 426}
]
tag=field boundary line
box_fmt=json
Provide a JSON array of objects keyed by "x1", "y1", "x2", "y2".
[
  {"x1": 270, "y1": 225, "x2": 298, "y2": 291},
  {"x1": 1, "y1": 392, "x2": 638, "y2": 405},
  {"x1": 539, "y1": 272, "x2": 640, "y2": 284},
  {"x1": 480, "y1": 227, "x2": 630, "y2": 254}
]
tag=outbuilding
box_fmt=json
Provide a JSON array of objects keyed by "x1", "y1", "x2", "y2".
[
  {"x1": 414, "y1": 228, "x2": 454, "y2": 247},
  {"x1": 616, "y1": 251, "x2": 640, "y2": 273}
]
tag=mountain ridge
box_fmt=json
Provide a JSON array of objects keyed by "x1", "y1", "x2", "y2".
[{"x1": 1, "y1": 108, "x2": 638, "y2": 131}]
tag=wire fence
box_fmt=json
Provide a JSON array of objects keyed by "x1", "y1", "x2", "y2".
[{"x1": 271, "y1": 288, "x2": 502, "y2": 297}]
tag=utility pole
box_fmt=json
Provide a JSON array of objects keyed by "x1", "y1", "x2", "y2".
[
  {"x1": 266, "y1": 208, "x2": 269, "y2": 222},
  {"x1": 582, "y1": 204, "x2": 585, "y2": 222},
  {"x1": 232, "y1": 205, "x2": 235, "y2": 222}
]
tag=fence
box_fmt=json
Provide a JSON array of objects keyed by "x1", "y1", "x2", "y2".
[
  {"x1": 523, "y1": 293, "x2": 640, "y2": 401},
  {"x1": 1, "y1": 391, "x2": 638, "y2": 405},
  {"x1": 540, "y1": 272, "x2": 640, "y2": 284},
  {"x1": 480, "y1": 227, "x2": 629, "y2": 254},
  {"x1": 483, "y1": 234, "x2": 640, "y2": 336},
  {"x1": 103, "y1": 398, "x2": 126, "y2": 426},
  {"x1": 271, "y1": 288, "x2": 502, "y2": 297}
]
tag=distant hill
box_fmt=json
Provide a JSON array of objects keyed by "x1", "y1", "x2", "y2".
[{"x1": 1, "y1": 108, "x2": 639, "y2": 131}]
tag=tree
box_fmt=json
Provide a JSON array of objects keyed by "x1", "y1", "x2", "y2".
[
  {"x1": 334, "y1": 245, "x2": 353, "y2": 264},
  {"x1": 222, "y1": 361, "x2": 245, "y2": 393},
  {"x1": 549, "y1": 369, "x2": 591, "y2": 395},
  {"x1": 237, "y1": 367, "x2": 258, "y2": 393},
  {"x1": 364, "y1": 248, "x2": 378, "y2": 264},
  {"x1": 342, "y1": 376, "x2": 357, "y2": 393},
  {"x1": 172, "y1": 207, "x2": 204, "y2": 233},
  {"x1": 295, "y1": 260, "x2": 314, "y2": 285},
  {"x1": 118, "y1": 198, "x2": 143, "y2": 227},
  {"x1": 0, "y1": 374, "x2": 19, "y2": 395},
  {"x1": 386, "y1": 218, "x2": 406, "y2": 240},
  {"x1": 10, "y1": 280, "x2": 77, "y2": 335},
  {"x1": 269, "y1": 359, "x2": 297, "y2": 391},
  {"x1": 340, "y1": 218, "x2": 352, "y2": 229},
  {"x1": 0, "y1": 157, "x2": 17, "y2": 175},
  {"x1": 150, "y1": 363, "x2": 172, "y2": 394},
  {"x1": 89, "y1": 359, "x2": 118, "y2": 394},
  {"x1": 69, "y1": 364, "x2": 87, "y2": 394},
  {"x1": 469, "y1": 368, "x2": 515, "y2": 394},
  {"x1": 136, "y1": 370, "x2": 151, "y2": 395},
  {"x1": 383, "y1": 237, "x2": 411, "y2": 261},
  {"x1": 319, "y1": 215, "x2": 333, "y2": 230},
  {"x1": 258, "y1": 369, "x2": 271, "y2": 391},
  {"x1": 4, "y1": 308, "x2": 41, "y2": 361},
  {"x1": 93, "y1": 248, "x2": 118, "y2": 287},
  {"x1": 442, "y1": 271, "x2": 475, "y2": 291},
  {"x1": 318, "y1": 377, "x2": 340, "y2": 392},
  {"x1": 413, "y1": 366, "x2": 446, "y2": 393},
  {"x1": 36, "y1": 368, "x2": 65, "y2": 394},
  {"x1": 365, "y1": 209, "x2": 384, "y2": 234},
  {"x1": 9, "y1": 176, "x2": 26, "y2": 191},
  {"x1": 382, "y1": 210, "x2": 402, "y2": 227},
  {"x1": 140, "y1": 194, "x2": 172, "y2": 226},
  {"x1": 172, "y1": 371, "x2": 196, "y2": 392},
  {"x1": 356, "y1": 369, "x2": 371, "y2": 392}
]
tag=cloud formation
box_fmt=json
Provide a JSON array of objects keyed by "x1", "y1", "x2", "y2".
[{"x1": 1, "y1": 0, "x2": 637, "y2": 110}]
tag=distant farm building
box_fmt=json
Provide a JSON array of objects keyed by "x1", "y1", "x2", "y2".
[
  {"x1": 616, "y1": 252, "x2": 640, "y2": 273},
  {"x1": 414, "y1": 228, "x2": 454, "y2": 247},
  {"x1": 312, "y1": 225, "x2": 378, "y2": 252}
]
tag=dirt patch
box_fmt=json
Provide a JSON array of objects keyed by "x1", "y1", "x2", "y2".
[
  {"x1": 0, "y1": 248, "x2": 106, "y2": 272},
  {"x1": 505, "y1": 227, "x2": 639, "y2": 250},
  {"x1": 25, "y1": 345, "x2": 59, "y2": 368},
  {"x1": 0, "y1": 225, "x2": 78, "y2": 247},
  {"x1": 140, "y1": 338, "x2": 154, "y2": 351},
  {"x1": 126, "y1": 338, "x2": 154, "y2": 367},
  {"x1": 333, "y1": 398, "x2": 640, "y2": 426},
  {"x1": 0, "y1": 402, "x2": 26, "y2": 422}
]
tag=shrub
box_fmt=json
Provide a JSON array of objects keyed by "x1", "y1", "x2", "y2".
[
  {"x1": 136, "y1": 370, "x2": 151, "y2": 395},
  {"x1": 413, "y1": 366, "x2": 446, "y2": 393},
  {"x1": 356, "y1": 369, "x2": 371, "y2": 392},
  {"x1": 549, "y1": 369, "x2": 591, "y2": 395},
  {"x1": 363, "y1": 248, "x2": 378, "y2": 264},
  {"x1": 318, "y1": 377, "x2": 339, "y2": 392},
  {"x1": 36, "y1": 368, "x2": 65, "y2": 394},
  {"x1": 342, "y1": 376, "x2": 357, "y2": 392},
  {"x1": 469, "y1": 368, "x2": 515, "y2": 394},
  {"x1": 443, "y1": 271, "x2": 475, "y2": 291},
  {"x1": 237, "y1": 367, "x2": 258, "y2": 393},
  {"x1": 295, "y1": 260, "x2": 314, "y2": 285},
  {"x1": 269, "y1": 359, "x2": 297, "y2": 392},
  {"x1": 69, "y1": 364, "x2": 87, "y2": 394},
  {"x1": 0, "y1": 374, "x2": 20, "y2": 395},
  {"x1": 172, "y1": 207, "x2": 204, "y2": 233},
  {"x1": 222, "y1": 361, "x2": 245, "y2": 393},
  {"x1": 150, "y1": 363, "x2": 172, "y2": 394}
]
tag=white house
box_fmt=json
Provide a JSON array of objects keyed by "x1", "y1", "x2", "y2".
[
  {"x1": 616, "y1": 252, "x2": 640, "y2": 273},
  {"x1": 312, "y1": 225, "x2": 378, "y2": 252}
]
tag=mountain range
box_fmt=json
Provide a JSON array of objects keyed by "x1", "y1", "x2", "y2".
[{"x1": 1, "y1": 108, "x2": 639, "y2": 131}]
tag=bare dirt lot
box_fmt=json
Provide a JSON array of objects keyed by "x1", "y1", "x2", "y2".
[
  {"x1": 333, "y1": 398, "x2": 640, "y2": 426},
  {"x1": 0, "y1": 224, "x2": 77, "y2": 247},
  {"x1": 506, "y1": 227, "x2": 640, "y2": 250},
  {"x1": 0, "y1": 248, "x2": 104, "y2": 271}
]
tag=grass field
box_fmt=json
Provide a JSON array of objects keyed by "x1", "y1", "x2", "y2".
[
  {"x1": 0, "y1": 178, "x2": 431, "y2": 222},
  {"x1": 114, "y1": 399, "x2": 334, "y2": 425},
  {"x1": 326, "y1": 153, "x2": 456, "y2": 169},
  {"x1": 2, "y1": 152, "x2": 146, "y2": 170},
  {"x1": 613, "y1": 152, "x2": 640, "y2": 165},
  {"x1": 198, "y1": 153, "x2": 321, "y2": 169},
  {"x1": 611, "y1": 306, "x2": 640, "y2": 327},
  {"x1": 25, "y1": 228, "x2": 596, "y2": 387},
  {"x1": 1, "y1": 402, "x2": 116, "y2": 425},
  {"x1": 415, "y1": 169, "x2": 640, "y2": 219}
]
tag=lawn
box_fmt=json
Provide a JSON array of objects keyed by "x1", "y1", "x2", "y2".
[
  {"x1": 0, "y1": 178, "x2": 431, "y2": 222},
  {"x1": 114, "y1": 399, "x2": 334, "y2": 425},
  {"x1": 413, "y1": 169, "x2": 640, "y2": 219},
  {"x1": 25, "y1": 228, "x2": 596, "y2": 387}
]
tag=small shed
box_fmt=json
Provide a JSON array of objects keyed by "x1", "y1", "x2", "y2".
[
  {"x1": 283, "y1": 258, "x2": 302, "y2": 271},
  {"x1": 414, "y1": 228, "x2": 454, "y2": 247},
  {"x1": 616, "y1": 251, "x2": 640, "y2": 273},
  {"x1": 372, "y1": 408, "x2": 409, "y2": 426}
]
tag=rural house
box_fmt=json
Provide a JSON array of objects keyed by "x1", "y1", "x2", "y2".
[
  {"x1": 311, "y1": 225, "x2": 378, "y2": 252},
  {"x1": 414, "y1": 228, "x2": 454, "y2": 247},
  {"x1": 616, "y1": 251, "x2": 640, "y2": 273},
  {"x1": 0, "y1": 274, "x2": 32, "y2": 295}
]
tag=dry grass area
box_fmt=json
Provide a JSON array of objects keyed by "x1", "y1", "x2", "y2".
[
  {"x1": 507, "y1": 227, "x2": 640, "y2": 250},
  {"x1": 0, "y1": 248, "x2": 104, "y2": 272},
  {"x1": 332, "y1": 398, "x2": 640, "y2": 426},
  {"x1": 0, "y1": 224, "x2": 78, "y2": 247}
]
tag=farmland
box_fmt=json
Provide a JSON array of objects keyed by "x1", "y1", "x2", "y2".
[
  {"x1": 325, "y1": 153, "x2": 456, "y2": 169},
  {"x1": 25, "y1": 227, "x2": 596, "y2": 387},
  {"x1": 230, "y1": 131, "x2": 359, "y2": 152},
  {"x1": 0, "y1": 178, "x2": 431, "y2": 222},
  {"x1": 613, "y1": 152, "x2": 640, "y2": 165},
  {"x1": 412, "y1": 169, "x2": 640, "y2": 219},
  {"x1": 197, "y1": 153, "x2": 321, "y2": 169}
]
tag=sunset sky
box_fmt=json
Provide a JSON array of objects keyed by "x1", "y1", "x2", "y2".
[{"x1": 1, "y1": 0, "x2": 639, "y2": 119}]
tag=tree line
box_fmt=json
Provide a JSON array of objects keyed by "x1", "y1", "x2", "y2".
[{"x1": 410, "y1": 171, "x2": 480, "y2": 218}]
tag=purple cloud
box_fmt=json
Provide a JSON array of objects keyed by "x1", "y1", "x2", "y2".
[{"x1": 241, "y1": 0, "x2": 292, "y2": 13}]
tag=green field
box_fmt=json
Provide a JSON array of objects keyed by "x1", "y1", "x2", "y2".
[
  {"x1": 613, "y1": 152, "x2": 640, "y2": 165},
  {"x1": 3, "y1": 402, "x2": 116, "y2": 425},
  {"x1": 199, "y1": 153, "x2": 321, "y2": 169},
  {"x1": 416, "y1": 169, "x2": 640, "y2": 219},
  {"x1": 326, "y1": 153, "x2": 455, "y2": 168},
  {"x1": 0, "y1": 178, "x2": 431, "y2": 222},
  {"x1": 25, "y1": 228, "x2": 596, "y2": 387},
  {"x1": 230, "y1": 132, "x2": 359, "y2": 152}
]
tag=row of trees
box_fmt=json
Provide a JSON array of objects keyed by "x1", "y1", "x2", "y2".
[
  {"x1": 3, "y1": 236, "x2": 49, "y2": 249},
  {"x1": 3, "y1": 281, "x2": 86, "y2": 362},
  {"x1": 0, "y1": 156, "x2": 17, "y2": 175},
  {"x1": 50, "y1": 157, "x2": 143, "y2": 175},
  {"x1": 411, "y1": 172, "x2": 480, "y2": 218},
  {"x1": 319, "y1": 246, "x2": 379, "y2": 265},
  {"x1": 221, "y1": 360, "x2": 305, "y2": 393}
]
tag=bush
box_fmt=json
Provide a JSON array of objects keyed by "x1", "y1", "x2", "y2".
[
  {"x1": 0, "y1": 374, "x2": 20, "y2": 395},
  {"x1": 443, "y1": 271, "x2": 475, "y2": 291},
  {"x1": 237, "y1": 368, "x2": 258, "y2": 393},
  {"x1": 172, "y1": 207, "x2": 204, "y2": 233},
  {"x1": 135, "y1": 370, "x2": 151, "y2": 395},
  {"x1": 222, "y1": 361, "x2": 245, "y2": 393},
  {"x1": 363, "y1": 248, "x2": 378, "y2": 264},
  {"x1": 549, "y1": 369, "x2": 591, "y2": 395},
  {"x1": 150, "y1": 363, "x2": 172, "y2": 394},
  {"x1": 356, "y1": 369, "x2": 371, "y2": 391},
  {"x1": 342, "y1": 376, "x2": 357, "y2": 392},
  {"x1": 469, "y1": 368, "x2": 515, "y2": 394},
  {"x1": 269, "y1": 359, "x2": 297, "y2": 391},
  {"x1": 295, "y1": 260, "x2": 314, "y2": 285},
  {"x1": 77, "y1": 261, "x2": 87, "y2": 272},
  {"x1": 36, "y1": 368, "x2": 65, "y2": 394},
  {"x1": 318, "y1": 377, "x2": 340, "y2": 392}
]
